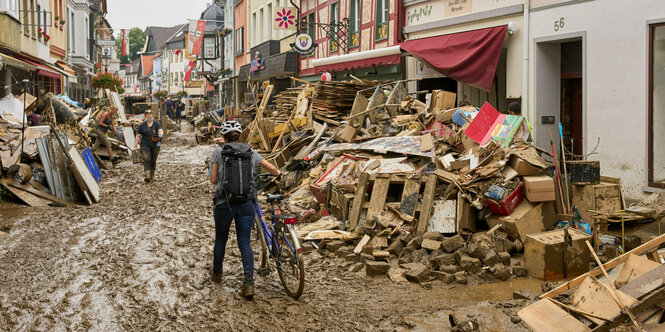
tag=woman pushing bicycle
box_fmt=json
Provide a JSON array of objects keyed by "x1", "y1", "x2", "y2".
[{"x1": 209, "y1": 121, "x2": 280, "y2": 300}]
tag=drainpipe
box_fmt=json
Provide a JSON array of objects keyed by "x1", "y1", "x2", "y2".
[{"x1": 522, "y1": 0, "x2": 530, "y2": 128}]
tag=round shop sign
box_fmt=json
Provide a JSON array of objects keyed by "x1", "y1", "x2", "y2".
[{"x1": 290, "y1": 34, "x2": 317, "y2": 55}]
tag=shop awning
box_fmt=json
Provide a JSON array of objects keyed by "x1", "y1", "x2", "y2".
[
  {"x1": 400, "y1": 25, "x2": 508, "y2": 91},
  {"x1": 19, "y1": 58, "x2": 62, "y2": 80},
  {"x1": 0, "y1": 53, "x2": 37, "y2": 72},
  {"x1": 312, "y1": 45, "x2": 402, "y2": 73},
  {"x1": 55, "y1": 61, "x2": 76, "y2": 76}
]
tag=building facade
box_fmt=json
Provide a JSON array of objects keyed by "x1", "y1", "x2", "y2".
[
  {"x1": 65, "y1": 0, "x2": 93, "y2": 101},
  {"x1": 299, "y1": 0, "x2": 403, "y2": 81},
  {"x1": 527, "y1": 0, "x2": 665, "y2": 198}
]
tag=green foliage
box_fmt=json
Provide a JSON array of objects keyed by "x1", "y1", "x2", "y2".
[
  {"x1": 116, "y1": 27, "x2": 147, "y2": 64},
  {"x1": 0, "y1": 186, "x2": 12, "y2": 202},
  {"x1": 176, "y1": 90, "x2": 187, "y2": 97}
]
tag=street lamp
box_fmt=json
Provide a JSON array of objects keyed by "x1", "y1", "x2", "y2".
[{"x1": 101, "y1": 54, "x2": 111, "y2": 73}]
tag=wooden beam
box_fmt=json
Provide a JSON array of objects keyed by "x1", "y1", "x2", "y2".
[
  {"x1": 348, "y1": 172, "x2": 369, "y2": 232},
  {"x1": 416, "y1": 174, "x2": 437, "y2": 235},
  {"x1": 542, "y1": 233, "x2": 665, "y2": 299}
]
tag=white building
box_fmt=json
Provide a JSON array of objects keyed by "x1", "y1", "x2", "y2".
[
  {"x1": 66, "y1": 0, "x2": 93, "y2": 101},
  {"x1": 528, "y1": 0, "x2": 665, "y2": 198}
]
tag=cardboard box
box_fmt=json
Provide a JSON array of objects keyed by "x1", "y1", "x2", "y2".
[
  {"x1": 523, "y1": 175, "x2": 555, "y2": 202},
  {"x1": 487, "y1": 200, "x2": 556, "y2": 242},
  {"x1": 337, "y1": 125, "x2": 357, "y2": 143},
  {"x1": 427, "y1": 90, "x2": 457, "y2": 112},
  {"x1": 509, "y1": 155, "x2": 540, "y2": 176},
  {"x1": 524, "y1": 228, "x2": 592, "y2": 280}
]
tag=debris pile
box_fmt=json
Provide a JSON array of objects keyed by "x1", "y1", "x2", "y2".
[
  {"x1": 236, "y1": 78, "x2": 664, "y2": 291},
  {"x1": 0, "y1": 89, "x2": 142, "y2": 206}
]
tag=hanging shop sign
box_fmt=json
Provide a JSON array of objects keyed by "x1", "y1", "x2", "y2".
[{"x1": 290, "y1": 34, "x2": 317, "y2": 56}]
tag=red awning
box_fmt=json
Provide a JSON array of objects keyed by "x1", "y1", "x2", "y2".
[
  {"x1": 316, "y1": 54, "x2": 401, "y2": 73},
  {"x1": 400, "y1": 25, "x2": 508, "y2": 91},
  {"x1": 19, "y1": 57, "x2": 62, "y2": 80}
]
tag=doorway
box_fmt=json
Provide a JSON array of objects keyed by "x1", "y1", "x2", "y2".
[
  {"x1": 535, "y1": 35, "x2": 585, "y2": 157},
  {"x1": 560, "y1": 41, "x2": 583, "y2": 157}
]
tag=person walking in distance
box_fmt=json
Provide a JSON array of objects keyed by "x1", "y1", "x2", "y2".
[
  {"x1": 133, "y1": 110, "x2": 163, "y2": 182},
  {"x1": 93, "y1": 106, "x2": 119, "y2": 164},
  {"x1": 209, "y1": 121, "x2": 281, "y2": 299}
]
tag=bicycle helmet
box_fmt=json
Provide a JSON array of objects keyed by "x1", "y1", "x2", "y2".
[{"x1": 220, "y1": 120, "x2": 243, "y2": 135}]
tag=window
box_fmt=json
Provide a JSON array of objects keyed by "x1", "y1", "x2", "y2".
[
  {"x1": 203, "y1": 36, "x2": 218, "y2": 59},
  {"x1": 267, "y1": 3, "x2": 272, "y2": 40},
  {"x1": 349, "y1": 0, "x2": 360, "y2": 47},
  {"x1": 252, "y1": 12, "x2": 257, "y2": 46},
  {"x1": 2, "y1": 0, "x2": 19, "y2": 20},
  {"x1": 259, "y1": 8, "x2": 264, "y2": 44},
  {"x1": 330, "y1": 2, "x2": 339, "y2": 52},
  {"x1": 85, "y1": 17, "x2": 89, "y2": 57},
  {"x1": 235, "y1": 27, "x2": 244, "y2": 54},
  {"x1": 305, "y1": 11, "x2": 316, "y2": 55},
  {"x1": 649, "y1": 23, "x2": 665, "y2": 187},
  {"x1": 70, "y1": 11, "x2": 74, "y2": 51},
  {"x1": 375, "y1": 0, "x2": 389, "y2": 40},
  {"x1": 42, "y1": 9, "x2": 46, "y2": 34},
  {"x1": 66, "y1": 7, "x2": 70, "y2": 51},
  {"x1": 36, "y1": 4, "x2": 40, "y2": 32},
  {"x1": 30, "y1": 0, "x2": 35, "y2": 37},
  {"x1": 22, "y1": 0, "x2": 28, "y2": 36}
]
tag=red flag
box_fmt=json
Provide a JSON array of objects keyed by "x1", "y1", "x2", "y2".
[
  {"x1": 121, "y1": 29, "x2": 129, "y2": 56},
  {"x1": 174, "y1": 49, "x2": 182, "y2": 56},
  {"x1": 184, "y1": 61, "x2": 195, "y2": 82},
  {"x1": 188, "y1": 20, "x2": 207, "y2": 56}
]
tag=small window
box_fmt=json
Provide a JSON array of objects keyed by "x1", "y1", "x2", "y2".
[
  {"x1": 349, "y1": 0, "x2": 360, "y2": 47},
  {"x1": 375, "y1": 0, "x2": 389, "y2": 41},
  {"x1": 330, "y1": 2, "x2": 339, "y2": 52},
  {"x1": 203, "y1": 36, "x2": 218, "y2": 59},
  {"x1": 235, "y1": 27, "x2": 244, "y2": 55}
]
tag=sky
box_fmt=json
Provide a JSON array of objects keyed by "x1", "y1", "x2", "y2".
[{"x1": 106, "y1": 0, "x2": 215, "y2": 32}]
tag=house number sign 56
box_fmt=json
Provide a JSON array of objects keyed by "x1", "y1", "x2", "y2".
[{"x1": 554, "y1": 17, "x2": 565, "y2": 31}]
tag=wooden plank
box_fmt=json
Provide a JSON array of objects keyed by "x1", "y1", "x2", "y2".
[
  {"x1": 542, "y1": 233, "x2": 665, "y2": 299},
  {"x1": 417, "y1": 174, "x2": 437, "y2": 235},
  {"x1": 620, "y1": 264, "x2": 665, "y2": 299},
  {"x1": 68, "y1": 147, "x2": 100, "y2": 202},
  {"x1": 365, "y1": 175, "x2": 390, "y2": 226},
  {"x1": 614, "y1": 254, "x2": 661, "y2": 288},
  {"x1": 518, "y1": 299, "x2": 590, "y2": 332},
  {"x1": 1, "y1": 178, "x2": 50, "y2": 207},
  {"x1": 353, "y1": 235, "x2": 371, "y2": 254},
  {"x1": 570, "y1": 274, "x2": 637, "y2": 325},
  {"x1": 646, "y1": 250, "x2": 663, "y2": 263},
  {"x1": 5, "y1": 179, "x2": 76, "y2": 207},
  {"x1": 593, "y1": 285, "x2": 665, "y2": 331},
  {"x1": 348, "y1": 172, "x2": 369, "y2": 232},
  {"x1": 294, "y1": 122, "x2": 327, "y2": 160},
  {"x1": 46, "y1": 134, "x2": 78, "y2": 202},
  {"x1": 400, "y1": 178, "x2": 421, "y2": 218},
  {"x1": 49, "y1": 125, "x2": 93, "y2": 205},
  {"x1": 106, "y1": 89, "x2": 136, "y2": 148}
]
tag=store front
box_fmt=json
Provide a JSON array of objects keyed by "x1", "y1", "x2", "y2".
[{"x1": 403, "y1": 0, "x2": 524, "y2": 112}]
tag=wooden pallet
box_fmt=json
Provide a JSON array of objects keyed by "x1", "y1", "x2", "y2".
[{"x1": 347, "y1": 172, "x2": 438, "y2": 235}]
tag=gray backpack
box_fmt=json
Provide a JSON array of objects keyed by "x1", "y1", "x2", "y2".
[{"x1": 216, "y1": 143, "x2": 255, "y2": 203}]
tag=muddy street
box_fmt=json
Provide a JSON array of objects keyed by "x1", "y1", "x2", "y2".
[{"x1": 0, "y1": 131, "x2": 536, "y2": 331}]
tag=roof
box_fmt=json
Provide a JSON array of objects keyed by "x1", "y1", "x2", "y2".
[
  {"x1": 200, "y1": 3, "x2": 224, "y2": 33},
  {"x1": 140, "y1": 55, "x2": 156, "y2": 77},
  {"x1": 130, "y1": 58, "x2": 140, "y2": 74},
  {"x1": 143, "y1": 25, "x2": 186, "y2": 54},
  {"x1": 165, "y1": 24, "x2": 188, "y2": 45}
]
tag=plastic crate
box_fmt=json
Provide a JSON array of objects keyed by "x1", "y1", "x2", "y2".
[{"x1": 485, "y1": 182, "x2": 523, "y2": 216}]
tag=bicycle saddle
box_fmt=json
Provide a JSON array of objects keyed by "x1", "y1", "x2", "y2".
[{"x1": 266, "y1": 194, "x2": 285, "y2": 203}]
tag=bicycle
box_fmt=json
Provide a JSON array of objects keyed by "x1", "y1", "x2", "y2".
[{"x1": 253, "y1": 174, "x2": 305, "y2": 299}]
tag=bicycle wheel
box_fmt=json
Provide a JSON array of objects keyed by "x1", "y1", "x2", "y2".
[
  {"x1": 274, "y1": 222, "x2": 305, "y2": 299},
  {"x1": 253, "y1": 216, "x2": 269, "y2": 275}
]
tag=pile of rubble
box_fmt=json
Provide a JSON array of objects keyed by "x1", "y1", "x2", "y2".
[{"x1": 0, "y1": 89, "x2": 146, "y2": 206}]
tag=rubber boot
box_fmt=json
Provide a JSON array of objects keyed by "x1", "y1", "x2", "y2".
[
  {"x1": 149, "y1": 170, "x2": 155, "y2": 182},
  {"x1": 241, "y1": 283, "x2": 254, "y2": 300},
  {"x1": 144, "y1": 171, "x2": 151, "y2": 183}
]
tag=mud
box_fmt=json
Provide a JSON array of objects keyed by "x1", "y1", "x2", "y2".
[{"x1": 0, "y1": 128, "x2": 538, "y2": 331}]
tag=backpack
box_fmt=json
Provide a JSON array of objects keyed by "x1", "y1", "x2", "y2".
[{"x1": 216, "y1": 143, "x2": 255, "y2": 203}]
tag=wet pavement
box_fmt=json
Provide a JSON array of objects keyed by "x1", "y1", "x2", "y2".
[{"x1": 0, "y1": 129, "x2": 539, "y2": 331}]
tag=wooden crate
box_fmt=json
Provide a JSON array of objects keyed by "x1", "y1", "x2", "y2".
[
  {"x1": 347, "y1": 172, "x2": 437, "y2": 235},
  {"x1": 524, "y1": 228, "x2": 592, "y2": 280},
  {"x1": 571, "y1": 178, "x2": 623, "y2": 227}
]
